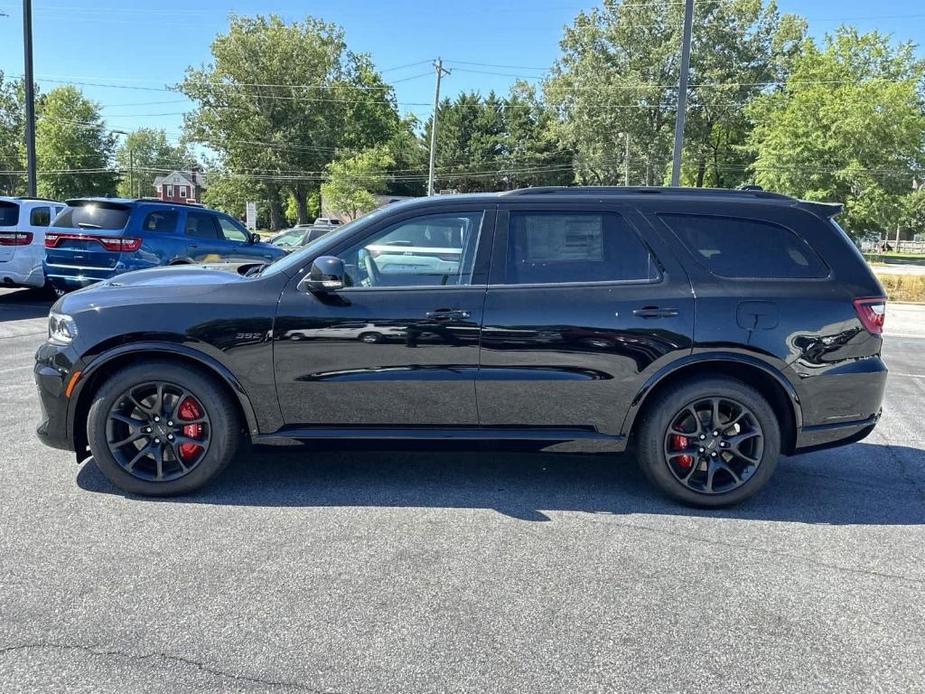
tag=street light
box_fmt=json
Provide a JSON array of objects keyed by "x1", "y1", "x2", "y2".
[{"x1": 111, "y1": 130, "x2": 134, "y2": 198}]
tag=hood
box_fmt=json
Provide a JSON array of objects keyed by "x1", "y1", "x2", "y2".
[
  {"x1": 54, "y1": 264, "x2": 254, "y2": 314},
  {"x1": 104, "y1": 263, "x2": 257, "y2": 287}
]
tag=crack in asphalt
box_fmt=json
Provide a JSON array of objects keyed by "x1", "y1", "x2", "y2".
[{"x1": 0, "y1": 642, "x2": 346, "y2": 693}]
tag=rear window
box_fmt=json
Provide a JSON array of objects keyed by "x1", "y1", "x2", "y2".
[
  {"x1": 505, "y1": 211, "x2": 659, "y2": 285},
  {"x1": 658, "y1": 214, "x2": 828, "y2": 279},
  {"x1": 53, "y1": 203, "x2": 131, "y2": 231},
  {"x1": 0, "y1": 202, "x2": 19, "y2": 227}
]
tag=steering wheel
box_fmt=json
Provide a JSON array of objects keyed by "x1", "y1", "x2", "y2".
[{"x1": 359, "y1": 249, "x2": 382, "y2": 286}]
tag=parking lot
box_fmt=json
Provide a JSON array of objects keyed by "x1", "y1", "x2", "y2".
[{"x1": 1, "y1": 287, "x2": 923, "y2": 693}]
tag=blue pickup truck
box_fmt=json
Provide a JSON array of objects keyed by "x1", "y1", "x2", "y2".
[{"x1": 44, "y1": 198, "x2": 286, "y2": 293}]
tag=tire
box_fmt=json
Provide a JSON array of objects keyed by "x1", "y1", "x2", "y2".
[
  {"x1": 635, "y1": 377, "x2": 781, "y2": 507},
  {"x1": 358, "y1": 331, "x2": 383, "y2": 344},
  {"x1": 86, "y1": 360, "x2": 241, "y2": 496}
]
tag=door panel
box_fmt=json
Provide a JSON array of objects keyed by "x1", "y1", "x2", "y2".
[
  {"x1": 476, "y1": 204, "x2": 694, "y2": 436},
  {"x1": 275, "y1": 287, "x2": 484, "y2": 425},
  {"x1": 273, "y1": 204, "x2": 494, "y2": 427}
]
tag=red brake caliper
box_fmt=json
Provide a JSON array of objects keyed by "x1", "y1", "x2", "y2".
[
  {"x1": 177, "y1": 397, "x2": 203, "y2": 462},
  {"x1": 671, "y1": 434, "x2": 693, "y2": 469}
]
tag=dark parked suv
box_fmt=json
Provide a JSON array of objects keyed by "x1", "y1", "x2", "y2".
[
  {"x1": 34, "y1": 187, "x2": 887, "y2": 506},
  {"x1": 44, "y1": 197, "x2": 285, "y2": 293}
]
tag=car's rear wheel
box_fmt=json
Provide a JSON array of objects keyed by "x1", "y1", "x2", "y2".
[
  {"x1": 87, "y1": 361, "x2": 241, "y2": 496},
  {"x1": 635, "y1": 377, "x2": 780, "y2": 507}
]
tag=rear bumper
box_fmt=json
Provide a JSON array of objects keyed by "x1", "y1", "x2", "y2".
[
  {"x1": 0, "y1": 252, "x2": 45, "y2": 288},
  {"x1": 793, "y1": 356, "x2": 887, "y2": 452},
  {"x1": 794, "y1": 413, "x2": 879, "y2": 453}
]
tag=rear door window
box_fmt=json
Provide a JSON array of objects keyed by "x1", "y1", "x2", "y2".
[
  {"x1": 0, "y1": 202, "x2": 20, "y2": 226},
  {"x1": 658, "y1": 214, "x2": 828, "y2": 279},
  {"x1": 503, "y1": 211, "x2": 659, "y2": 285},
  {"x1": 30, "y1": 206, "x2": 51, "y2": 226},
  {"x1": 142, "y1": 210, "x2": 178, "y2": 232},
  {"x1": 185, "y1": 212, "x2": 220, "y2": 239},
  {"x1": 52, "y1": 203, "x2": 131, "y2": 230}
]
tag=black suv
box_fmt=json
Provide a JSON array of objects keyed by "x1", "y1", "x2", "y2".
[{"x1": 34, "y1": 187, "x2": 887, "y2": 506}]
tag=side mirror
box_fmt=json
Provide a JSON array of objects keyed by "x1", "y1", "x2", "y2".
[
  {"x1": 248, "y1": 232, "x2": 260, "y2": 244},
  {"x1": 299, "y1": 256, "x2": 346, "y2": 293}
]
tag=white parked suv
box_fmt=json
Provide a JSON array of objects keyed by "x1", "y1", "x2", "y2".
[{"x1": 0, "y1": 197, "x2": 64, "y2": 289}]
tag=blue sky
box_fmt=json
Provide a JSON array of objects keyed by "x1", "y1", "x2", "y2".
[{"x1": 0, "y1": 0, "x2": 923, "y2": 143}]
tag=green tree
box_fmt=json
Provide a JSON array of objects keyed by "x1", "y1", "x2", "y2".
[
  {"x1": 180, "y1": 14, "x2": 402, "y2": 229},
  {"x1": 114, "y1": 128, "x2": 195, "y2": 198},
  {"x1": 35, "y1": 85, "x2": 117, "y2": 199},
  {"x1": 0, "y1": 71, "x2": 25, "y2": 195},
  {"x1": 500, "y1": 82, "x2": 574, "y2": 189},
  {"x1": 748, "y1": 28, "x2": 925, "y2": 235},
  {"x1": 320, "y1": 146, "x2": 393, "y2": 220},
  {"x1": 545, "y1": 0, "x2": 803, "y2": 187}
]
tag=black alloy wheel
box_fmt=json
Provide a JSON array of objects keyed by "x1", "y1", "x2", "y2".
[
  {"x1": 106, "y1": 381, "x2": 211, "y2": 482},
  {"x1": 635, "y1": 377, "x2": 781, "y2": 507},
  {"x1": 87, "y1": 360, "x2": 241, "y2": 496},
  {"x1": 663, "y1": 396, "x2": 764, "y2": 494}
]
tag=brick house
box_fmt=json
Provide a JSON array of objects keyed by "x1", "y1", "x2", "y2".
[{"x1": 152, "y1": 170, "x2": 207, "y2": 203}]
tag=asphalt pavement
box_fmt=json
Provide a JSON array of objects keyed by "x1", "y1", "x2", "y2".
[{"x1": 1, "y1": 286, "x2": 923, "y2": 693}]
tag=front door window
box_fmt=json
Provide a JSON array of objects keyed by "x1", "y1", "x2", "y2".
[{"x1": 337, "y1": 211, "x2": 484, "y2": 288}]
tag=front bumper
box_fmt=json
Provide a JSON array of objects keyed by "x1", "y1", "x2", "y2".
[{"x1": 34, "y1": 342, "x2": 78, "y2": 452}]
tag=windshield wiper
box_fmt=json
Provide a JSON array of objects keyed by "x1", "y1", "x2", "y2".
[{"x1": 76, "y1": 222, "x2": 102, "y2": 229}]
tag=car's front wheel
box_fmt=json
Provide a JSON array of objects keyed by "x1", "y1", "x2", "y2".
[
  {"x1": 635, "y1": 377, "x2": 781, "y2": 507},
  {"x1": 86, "y1": 360, "x2": 241, "y2": 496}
]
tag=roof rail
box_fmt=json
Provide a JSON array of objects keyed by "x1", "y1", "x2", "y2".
[
  {"x1": 136, "y1": 197, "x2": 206, "y2": 207},
  {"x1": 9, "y1": 196, "x2": 61, "y2": 203},
  {"x1": 501, "y1": 185, "x2": 793, "y2": 200}
]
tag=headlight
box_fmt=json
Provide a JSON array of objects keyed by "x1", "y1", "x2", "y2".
[{"x1": 48, "y1": 312, "x2": 78, "y2": 345}]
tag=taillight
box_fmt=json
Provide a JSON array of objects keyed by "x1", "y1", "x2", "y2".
[
  {"x1": 44, "y1": 232, "x2": 140, "y2": 252},
  {"x1": 0, "y1": 231, "x2": 33, "y2": 246},
  {"x1": 97, "y1": 237, "x2": 141, "y2": 252},
  {"x1": 853, "y1": 297, "x2": 886, "y2": 334}
]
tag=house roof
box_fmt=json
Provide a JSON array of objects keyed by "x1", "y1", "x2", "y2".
[{"x1": 153, "y1": 170, "x2": 207, "y2": 188}]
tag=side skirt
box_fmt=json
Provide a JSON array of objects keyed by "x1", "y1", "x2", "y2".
[{"x1": 255, "y1": 426, "x2": 627, "y2": 454}]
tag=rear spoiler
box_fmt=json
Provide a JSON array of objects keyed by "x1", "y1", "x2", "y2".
[
  {"x1": 796, "y1": 200, "x2": 843, "y2": 218},
  {"x1": 65, "y1": 198, "x2": 132, "y2": 209}
]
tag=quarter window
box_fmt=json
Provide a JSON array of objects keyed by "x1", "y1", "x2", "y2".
[
  {"x1": 30, "y1": 206, "x2": 51, "y2": 226},
  {"x1": 142, "y1": 210, "x2": 178, "y2": 232},
  {"x1": 658, "y1": 214, "x2": 828, "y2": 279},
  {"x1": 504, "y1": 211, "x2": 659, "y2": 285},
  {"x1": 338, "y1": 211, "x2": 484, "y2": 288}
]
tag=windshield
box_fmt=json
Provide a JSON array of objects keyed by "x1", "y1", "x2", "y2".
[{"x1": 259, "y1": 207, "x2": 392, "y2": 277}]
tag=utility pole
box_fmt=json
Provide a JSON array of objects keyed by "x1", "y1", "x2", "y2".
[
  {"x1": 670, "y1": 0, "x2": 694, "y2": 187},
  {"x1": 22, "y1": 0, "x2": 37, "y2": 197},
  {"x1": 624, "y1": 133, "x2": 630, "y2": 187},
  {"x1": 427, "y1": 57, "x2": 450, "y2": 196}
]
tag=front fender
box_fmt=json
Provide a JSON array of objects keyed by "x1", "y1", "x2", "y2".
[{"x1": 67, "y1": 341, "x2": 261, "y2": 441}]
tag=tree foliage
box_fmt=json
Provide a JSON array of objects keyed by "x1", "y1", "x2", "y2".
[
  {"x1": 0, "y1": 72, "x2": 25, "y2": 195},
  {"x1": 114, "y1": 128, "x2": 195, "y2": 198},
  {"x1": 422, "y1": 85, "x2": 573, "y2": 193},
  {"x1": 179, "y1": 14, "x2": 401, "y2": 229},
  {"x1": 35, "y1": 86, "x2": 117, "y2": 200},
  {"x1": 544, "y1": 0, "x2": 804, "y2": 186},
  {"x1": 321, "y1": 146, "x2": 394, "y2": 220},
  {"x1": 748, "y1": 28, "x2": 925, "y2": 235}
]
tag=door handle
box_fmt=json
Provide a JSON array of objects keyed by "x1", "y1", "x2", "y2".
[
  {"x1": 189, "y1": 242, "x2": 199, "y2": 248},
  {"x1": 425, "y1": 309, "x2": 471, "y2": 321},
  {"x1": 632, "y1": 306, "x2": 679, "y2": 319}
]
